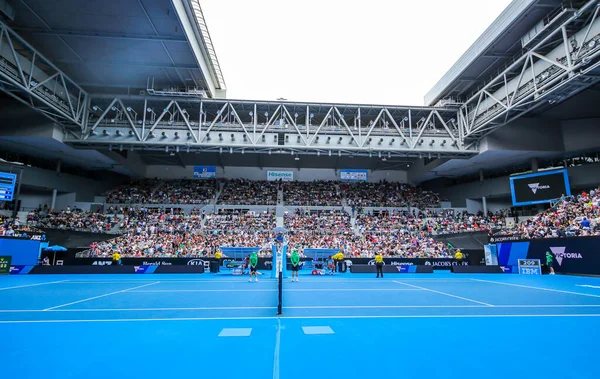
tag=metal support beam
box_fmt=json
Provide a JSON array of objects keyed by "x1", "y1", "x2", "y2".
[
  {"x1": 0, "y1": 21, "x2": 88, "y2": 130},
  {"x1": 11, "y1": 28, "x2": 188, "y2": 42},
  {"x1": 460, "y1": 0, "x2": 600, "y2": 140}
]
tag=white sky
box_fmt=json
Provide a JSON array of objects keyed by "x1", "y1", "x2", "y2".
[{"x1": 200, "y1": 0, "x2": 513, "y2": 106}]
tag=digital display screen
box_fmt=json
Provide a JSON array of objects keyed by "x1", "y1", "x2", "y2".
[
  {"x1": 0, "y1": 172, "x2": 17, "y2": 201},
  {"x1": 509, "y1": 169, "x2": 570, "y2": 206}
]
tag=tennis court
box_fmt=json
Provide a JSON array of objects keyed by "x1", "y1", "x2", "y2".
[{"x1": 1, "y1": 272, "x2": 599, "y2": 379}]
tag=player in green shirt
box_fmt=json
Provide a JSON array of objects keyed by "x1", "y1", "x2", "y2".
[
  {"x1": 290, "y1": 249, "x2": 300, "y2": 282},
  {"x1": 249, "y1": 252, "x2": 259, "y2": 282},
  {"x1": 546, "y1": 251, "x2": 555, "y2": 275}
]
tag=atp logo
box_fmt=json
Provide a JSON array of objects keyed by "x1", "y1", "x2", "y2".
[
  {"x1": 528, "y1": 183, "x2": 550, "y2": 194},
  {"x1": 549, "y1": 246, "x2": 582, "y2": 266}
]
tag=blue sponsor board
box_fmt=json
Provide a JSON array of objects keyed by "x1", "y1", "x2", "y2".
[
  {"x1": 193, "y1": 166, "x2": 216, "y2": 179},
  {"x1": 0, "y1": 171, "x2": 17, "y2": 201},
  {"x1": 134, "y1": 265, "x2": 157, "y2": 274},
  {"x1": 497, "y1": 237, "x2": 598, "y2": 275},
  {"x1": 340, "y1": 169, "x2": 368, "y2": 181},
  {"x1": 10, "y1": 265, "x2": 34, "y2": 275}
]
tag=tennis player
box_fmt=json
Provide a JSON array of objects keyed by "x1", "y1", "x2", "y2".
[
  {"x1": 375, "y1": 251, "x2": 384, "y2": 278},
  {"x1": 290, "y1": 248, "x2": 300, "y2": 282},
  {"x1": 546, "y1": 251, "x2": 555, "y2": 275},
  {"x1": 249, "y1": 251, "x2": 259, "y2": 282}
]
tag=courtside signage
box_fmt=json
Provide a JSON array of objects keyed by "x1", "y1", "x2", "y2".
[
  {"x1": 193, "y1": 166, "x2": 216, "y2": 178},
  {"x1": 267, "y1": 171, "x2": 293, "y2": 181},
  {"x1": 340, "y1": 169, "x2": 368, "y2": 181},
  {"x1": 0, "y1": 256, "x2": 10, "y2": 274},
  {"x1": 518, "y1": 259, "x2": 541, "y2": 275}
]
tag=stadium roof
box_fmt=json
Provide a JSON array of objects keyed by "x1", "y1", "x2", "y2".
[
  {"x1": 5, "y1": 0, "x2": 226, "y2": 97},
  {"x1": 424, "y1": 0, "x2": 566, "y2": 106}
]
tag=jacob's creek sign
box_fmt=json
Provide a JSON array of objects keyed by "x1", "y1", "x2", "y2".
[{"x1": 267, "y1": 171, "x2": 293, "y2": 181}]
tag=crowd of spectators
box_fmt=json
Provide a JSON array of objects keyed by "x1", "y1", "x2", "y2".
[
  {"x1": 219, "y1": 179, "x2": 278, "y2": 205},
  {"x1": 105, "y1": 180, "x2": 161, "y2": 204},
  {"x1": 105, "y1": 179, "x2": 217, "y2": 205},
  {"x1": 37, "y1": 179, "x2": 600, "y2": 260},
  {"x1": 102, "y1": 178, "x2": 445, "y2": 207},
  {"x1": 424, "y1": 210, "x2": 506, "y2": 235},
  {"x1": 499, "y1": 189, "x2": 600, "y2": 239},
  {"x1": 29, "y1": 208, "x2": 119, "y2": 233},
  {"x1": 344, "y1": 182, "x2": 444, "y2": 208},
  {"x1": 283, "y1": 181, "x2": 342, "y2": 206},
  {"x1": 285, "y1": 209, "x2": 351, "y2": 235},
  {"x1": 0, "y1": 215, "x2": 16, "y2": 236},
  {"x1": 204, "y1": 210, "x2": 276, "y2": 231},
  {"x1": 354, "y1": 212, "x2": 450, "y2": 258}
]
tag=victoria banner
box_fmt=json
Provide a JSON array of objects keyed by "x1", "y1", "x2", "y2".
[
  {"x1": 193, "y1": 166, "x2": 217, "y2": 179},
  {"x1": 340, "y1": 169, "x2": 368, "y2": 182},
  {"x1": 497, "y1": 236, "x2": 600, "y2": 275},
  {"x1": 509, "y1": 169, "x2": 570, "y2": 206}
]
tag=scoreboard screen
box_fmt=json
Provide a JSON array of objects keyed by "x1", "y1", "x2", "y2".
[
  {"x1": 509, "y1": 169, "x2": 570, "y2": 206},
  {"x1": 0, "y1": 172, "x2": 17, "y2": 201}
]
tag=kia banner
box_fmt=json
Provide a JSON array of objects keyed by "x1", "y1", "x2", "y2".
[{"x1": 509, "y1": 169, "x2": 570, "y2": 206}]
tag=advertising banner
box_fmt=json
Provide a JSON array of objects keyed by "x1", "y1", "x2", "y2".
[
  {"x1": 267, "y1": 171, "x2": 293, "y2": 181},
  {"x1": 509, "y1": 169, "x2": 570, "y2": 206},
  {"x1": 340, "y1": 169, "x2": 368, "y2": 182},
  {"x1": 497, "y1": 236, "x2": 600, "y2": 275},
  {"x1": 0, "y1": 256, "x2": 10, "y2": 274},
  {"x1": 193, "y1": 166, "x2": 217, "y2": 179},
  {"x1": 72, "y1": 257, "x2": 470, "y2": 270},
  {"x1": 0, "y1": 238, "x2": 41, "y2": 265}
]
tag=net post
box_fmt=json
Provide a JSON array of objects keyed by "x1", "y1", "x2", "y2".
[{"x1": 277, "y1": 272, "x2": 283, "y2": 315}]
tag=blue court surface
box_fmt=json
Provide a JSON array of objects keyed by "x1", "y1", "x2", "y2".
[{"x1": 1, "y1": 272, "x2": 600, "y2": 379}]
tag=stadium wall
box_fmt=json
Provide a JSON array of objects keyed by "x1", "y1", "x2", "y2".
[
  {"x1": 146, "y1": 165, "x2": 408, "y2": 183},
  {"x1": 10, "y1": 165, "x2": 120, "y2": 202}
]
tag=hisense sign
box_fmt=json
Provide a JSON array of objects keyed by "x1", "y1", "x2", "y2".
[{"x1": 267, "y1": 171, "x2": 293, "y2": 181}]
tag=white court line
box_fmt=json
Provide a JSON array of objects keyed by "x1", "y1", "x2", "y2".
[
  {"x1": 2, "y1": 313, "x2": 600, "y2": 324},
  {"x1": 471, "y1": 279, "x2": 600, "y2": 299},
  {"x1": 272, "y1": 318, "x2": 281, "y2": 379},
  {"x1": 4, "y1": 304, "x2": 600, "y2": 313},
  {"x1": 0, "y1": 280, "x2": 69, "y2": 291},
  {"x1": 55, "y1": 279, "x2": 474, "y2": 284},
  {"x1": 43, "y1": 282, "x2": 160, "y2": 311},
  {"x1": 393, "y1": 280, "x2": 494, "y2": 307},
  {"x1": 128, "y1": 288, "x2": 422, "y2": 293}
]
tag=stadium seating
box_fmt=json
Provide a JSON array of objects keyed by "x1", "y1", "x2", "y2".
[
  {"x1": 283, "y1": 181, "x2": 342, "y2": 206},
  {"x1": 218, "y1": 179, "x2": 278, "y2": 205},
  {"x1": 496, "y1": 187, "x2": 600, "y2": 239},
  {"x1": 48, "y1": 180, "x2": 600, "y2": 259}
]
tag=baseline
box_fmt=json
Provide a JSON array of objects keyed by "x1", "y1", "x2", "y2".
[{"x1": 1, "y1": 313, "x2": 600, "y2": 324}]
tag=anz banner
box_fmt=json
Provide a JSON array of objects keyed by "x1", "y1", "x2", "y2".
[
  {"x1": 509, "y1": 169, "x2": 570, "y2": 206},
  {"x1": 340, "y1": 169, "x2": 368, "y2": 182},
  {"x1": 193, "y1": 166, "x2": 217, "y2": 179},
  {"x1": 497, "y1": 236, "x2": 598, "y2": 275}
]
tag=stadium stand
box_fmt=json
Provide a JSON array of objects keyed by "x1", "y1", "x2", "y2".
[
  {"x1": 218, "y1": 179, "x2": 278, "y2": 205},
  {"x1": 283, "y1": 181, "x2": 342, "y2": 206}
]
